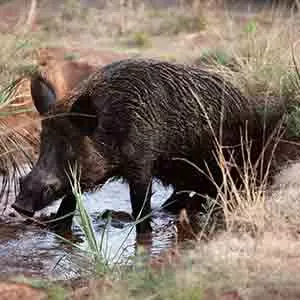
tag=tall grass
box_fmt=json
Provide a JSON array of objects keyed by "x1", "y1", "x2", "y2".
[
  {"x1": 60, "y1": 162, "x2": 155, "y2": 277},
  {"x1": 62, "y1": 162, "x2": 113, "y2": 275}
]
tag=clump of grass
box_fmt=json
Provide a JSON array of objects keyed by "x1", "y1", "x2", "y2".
[
  {"x1": 196, "y1": 48, "x2": 237, "y2": 70},
  {"x1": 124, "y1": 263, "x2": 205, "y2": 300},
  {"x1": 203, "y1": 12, "x2": 300, "y2": 160},
  {"x1": 222, "y1": 15, "x2": 297, "y2": 102},
  {"x1": 130, "y1": 31, "x2": 151, "y2": 48},
  {"x1": 66, "y1": 163, "x2": 112, "y2": 275},
  {"x1": 47, "y1": 285, "x2": 68, "y2": 300},
  {"x1": 62, "y1": 162, "x2": 152, "y2": 275},
  {"x1": 286, "y1": 105, "x2": 300, "y2": 138}
]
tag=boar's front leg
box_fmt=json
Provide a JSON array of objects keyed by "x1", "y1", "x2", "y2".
[
  {"x1": 49, "y1": 193, "x2": 77, "y2": 233},
  {"x1": 128, "y1": 168, "x2": 153, "y2": 234}
]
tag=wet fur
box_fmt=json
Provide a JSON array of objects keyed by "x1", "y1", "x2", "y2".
[
  {"x1": 65, "y1": 59, "x2": 280, "y2": 206},
  {"x1": 17, "y1": 59, "x2": 284, "y2": 233}
]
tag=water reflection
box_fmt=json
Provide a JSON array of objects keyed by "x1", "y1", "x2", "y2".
[{"x1": 0, "y1": 179, "x2": 176, "y2": 279}]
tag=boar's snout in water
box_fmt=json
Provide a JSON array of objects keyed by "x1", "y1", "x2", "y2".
[
  {"x1": 13, "y1": 167, "x2": 68, "y2": 218},
  {"x1": 13, "y1": 58, "x2": 281, "y2": 235}
]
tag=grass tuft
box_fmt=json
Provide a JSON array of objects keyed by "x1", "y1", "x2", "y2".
[
  {"x1": 66, "y1": 162, "x2": 112, "y2": 274},
  {"x1": 130, "y1": 31, "x2": 152, "y2": 48}
]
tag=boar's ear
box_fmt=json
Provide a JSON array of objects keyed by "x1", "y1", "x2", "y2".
[
  {"x1": 30, "y1": 75, "x2": 56, "y2": 115},
  {"x1": 69, "y1": 93, "x2": 98, "y2": 136}
]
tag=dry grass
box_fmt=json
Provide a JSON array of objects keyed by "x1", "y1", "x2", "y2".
[
  {"x1": 184, "y1": 13, "x2": 300, "y2": 291},
  {"x1": 176, "y1": 158, "x2": 300, "y2": 299}
]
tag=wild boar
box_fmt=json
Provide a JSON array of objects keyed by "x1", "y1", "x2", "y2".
[{"x1": 12, "y1": 58, "x2": 280, "y2": 234}]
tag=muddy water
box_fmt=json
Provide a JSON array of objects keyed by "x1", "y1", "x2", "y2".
[{"x1": 0, "y1": 180, "x2": 176, "y2": 280}]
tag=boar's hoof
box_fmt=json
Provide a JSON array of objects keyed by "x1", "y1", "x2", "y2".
[{"x1": 48, "y1": 218, "x2": 73, "y2": 234}]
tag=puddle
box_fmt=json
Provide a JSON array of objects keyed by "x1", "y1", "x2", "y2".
[{"x1": 0, "y1": 179, "x2": 177, "y2": 280}]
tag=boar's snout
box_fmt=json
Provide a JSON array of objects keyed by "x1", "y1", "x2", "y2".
[
  {"x1": 12, "y1": 176, "x2": 35, "y2": 217},
  {"x1": 12, "y1": 197, "x2": 35, "y2": 218},
  {"x1": 13, "y1": 172, "x2": 65, "y2": 217}
]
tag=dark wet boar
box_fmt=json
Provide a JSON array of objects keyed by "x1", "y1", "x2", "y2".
[{"x1": 12, "y1": 59, "x2": 279, "y2": 234}]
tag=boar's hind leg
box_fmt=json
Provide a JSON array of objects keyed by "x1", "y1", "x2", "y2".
[
  {"x1": 129, "y1": 177, "x2": 153, "y2": 234},
  {"x1": 50, "y1": 193, "x2": 77, "y2": 233}
]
